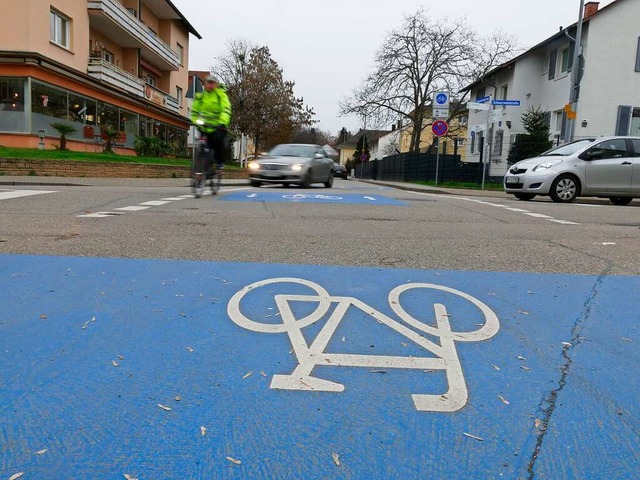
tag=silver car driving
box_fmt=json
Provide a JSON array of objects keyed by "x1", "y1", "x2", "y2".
[
  {"x1": 248, "y1": 144, "x2": 334, "y2": 188},
  {"x1": 504, "y1": 136, "x2": 640, "y2": 205}
]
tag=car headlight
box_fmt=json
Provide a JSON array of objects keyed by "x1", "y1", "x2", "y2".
[
  {"x1": 248, "y1": 161, "x2": 260, "y2": 170},
  {"x1": 532, "y1": 161, "x2": 561, "y2": 172},
  {"x1": 291, "y1": 164, "x2": 303, "y2": 171}
]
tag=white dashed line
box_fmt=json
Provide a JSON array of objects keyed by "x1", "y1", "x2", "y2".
[
  {"x1": 77, "y1": 211, "x2": 126, "y2": 218},
  {"x1": 115, "y1": 206, "x2": 150, "y2": 212},
  {"x1": 408, "y1": 191, "x2": 581, "y2": 225},
  {"x1": 139, "y1": 200, "x2": 171, "y2": 206}
]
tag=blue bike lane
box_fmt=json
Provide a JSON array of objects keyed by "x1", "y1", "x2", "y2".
[{"x1": 1, "y1": 254, "x2": 638, "y2": 479}]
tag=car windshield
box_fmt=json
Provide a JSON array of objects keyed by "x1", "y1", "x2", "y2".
[
  {"x1": 269, "y1": 145, "x2": 315, "y2": 157},
  {"x1": 540, "y1": 138, "x2": 595, "y2": 157}
]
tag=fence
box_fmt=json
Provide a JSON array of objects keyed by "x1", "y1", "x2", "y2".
[{"x1": 354, "y1": 151, "x2": 485, "y2": 184}]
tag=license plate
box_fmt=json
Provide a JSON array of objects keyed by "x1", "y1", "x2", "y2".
[{"x1": 506, "y1": 176, "x2": 519, "y2": 184}]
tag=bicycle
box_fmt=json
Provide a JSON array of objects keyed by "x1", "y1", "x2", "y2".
[{"x1": 192, "y1": 136, "x2": 223, "y2": 198}]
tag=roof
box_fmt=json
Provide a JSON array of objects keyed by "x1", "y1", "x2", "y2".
[
  {"x1": 336, "y1": 129, "x2": 392, "y2": 149},
  {"x1": 460, "y1": 0, "x2": 624, "y2": 93},
  {"x1": 162, "y1": 0, "x2": 202, "y2": 39}
]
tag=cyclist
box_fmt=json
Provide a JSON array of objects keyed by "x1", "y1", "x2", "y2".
[{"x1": 190, "y1": 74, "x2": 232, "y2": 190}]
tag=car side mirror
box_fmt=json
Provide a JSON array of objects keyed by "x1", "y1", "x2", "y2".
[
  {"x1": 314, "y1": 153, "x2": 324, "y2": 159},
  {"x1": 579, "y1": 150, "x2": 603, "y2": 161}
]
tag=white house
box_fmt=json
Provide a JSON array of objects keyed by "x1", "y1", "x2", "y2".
[{"x1": 462, "y1": 0, "x2": 640, "y2": 178}]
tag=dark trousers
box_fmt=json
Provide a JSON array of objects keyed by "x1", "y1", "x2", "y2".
[{"x1": 204, "y1": 128, "x2": 228, "y2": 175}]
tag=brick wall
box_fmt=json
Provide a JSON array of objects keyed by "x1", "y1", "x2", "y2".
[{"x1": 0, "y1": 158, "x2": 248, "y2": 179}]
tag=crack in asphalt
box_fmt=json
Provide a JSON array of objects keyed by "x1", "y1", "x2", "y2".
[{"x1": 526, "y1": 264, "x2": 613, "y2": 479}]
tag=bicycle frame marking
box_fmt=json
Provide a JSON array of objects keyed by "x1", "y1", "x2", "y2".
[{"x1": 227, "y1": 278, "x2": 500, "y2": 412}]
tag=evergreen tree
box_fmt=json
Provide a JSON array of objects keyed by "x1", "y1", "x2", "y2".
[
  {"x1": 507, "y1": 107, "x2": 553, "y2": 164},
  {"x1": 352, "y1": 133, "x2": 370, "y2": 163}
]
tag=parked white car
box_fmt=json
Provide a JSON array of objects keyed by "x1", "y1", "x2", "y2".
[{"x1": 504, "y1": 136, "x2": 640, "y2": 205}]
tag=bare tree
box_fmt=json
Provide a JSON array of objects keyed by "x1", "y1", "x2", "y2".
[
  {"x1": 340, "y1": 9, "x2": 519, "y2": 152},
  {"x1": 214, "y1": 43, "x2": 315, "y2": 154}
]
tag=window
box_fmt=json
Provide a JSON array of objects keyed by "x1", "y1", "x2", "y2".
[
  {"x1": 50, "y1": 9, "x2": 70, "y2": 48},
  {"x1": 103, "y1": 50, "x2": 114, "y2": 64},
  {"x1": 176, "y1": 86, "x2": 183, "y2": 107},
  {"x1": 475, "y1": 88, "x2": 486, "y2": 101},
  {"x1": 636, "y1": 37, "x2": 640, "y2": 72},
  {"x1": 631, "y1": 139, "x2": 640, "y2": 157},
  {"x1": 494, "y1": 130, "x2": 504, "y2": 156},
  {"x1": 548, "y1": 49, "x2": 557, "y2": 80},
  {"x1": 177, "y1": 43, "x2": 184, "y2": 65},
  {"x1": 0, "y1": 78, "x2": 25, "y2": 112},
  {"x1": 560, "y1": 47, "x2": 571, "y2": 74},
  {"x1": 145, "y1": 76, "x2": 157, "y2": 87},
  {"x1": 554, "y1": 110, "x2": 563, "y2": 134},
  {"x1": 588, "y1": 139, "x2": 628, "y2": 159}
]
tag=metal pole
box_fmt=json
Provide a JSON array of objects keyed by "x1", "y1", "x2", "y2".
[
  {"x1": 568, "y1": 0, "x2": 585, "y2": 142},
  {"x1": 435, "y1": 137, "x2": 440, "y2": 186},
  {"x1": 481, "y1": 95, "x2": 492, "y2": 190}
]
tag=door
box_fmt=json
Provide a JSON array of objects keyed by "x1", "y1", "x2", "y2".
[
  {"x1": 582, "y1": 139, "x2": 632, "y2": 194},
  {"x1": 313, "y1": 147, "x2": 332, "y2": 181},
  {"x1": 630, "y1": 139, "x2": 640, "y2": 194}
]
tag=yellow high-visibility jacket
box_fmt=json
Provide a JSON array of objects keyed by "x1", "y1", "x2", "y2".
[{"x1": 191, "y1": 86, "x2": 232, "y2": 133}]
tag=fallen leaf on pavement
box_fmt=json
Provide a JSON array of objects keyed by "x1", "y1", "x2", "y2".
[
  {"x1": 498, "y1": 395, "x2": 510, "y2": 405},
  {"x1": 226, "y1": 456, "x2": 241, "y2": 465},
  {"x1": 201, "y1": 426, "x2": 206, "y2": 436},
  {"x1": 332, "y1": 453, "x2": 340, "y2": 466},
  {"x1": 243, "y1": 371, "x2": 253, "y2": 379},
  {"x1": 9, "y1": 473, "x2": 24, "y2": 480},
  {"x1": 157, "y1": 404, "x2": 171, "y2": 411},
  {"x1": 463, "y1": 432, "x2": 484, "y2": 441}
]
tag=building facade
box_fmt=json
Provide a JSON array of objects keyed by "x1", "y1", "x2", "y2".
[
  {"x1": 0, "y1": 0, "x2": 200, "y2": 154},
  {"x1": 463, "y1": 0, "x2": 640, "y2": 178}
]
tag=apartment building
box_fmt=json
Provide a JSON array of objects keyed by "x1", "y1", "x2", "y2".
[
  {"x1": 0, "y1": 0, "x2": 201, "y2": 154},
  {"x1": 462, "y1": 0, "x2": 640, "y2": 178}
]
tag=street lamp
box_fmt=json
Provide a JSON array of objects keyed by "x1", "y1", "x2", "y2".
[
  {"x1": 567, "y1": 0, "x2": 585, "y2": 142},
  {"x1": 38, "y1": 129, "x2": 46, "y2": 150}
]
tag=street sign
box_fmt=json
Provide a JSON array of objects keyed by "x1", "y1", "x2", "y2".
[
  {"x1": 488, "y1": 110, "x2": 501, "y2": 123},
  {"x1": 434, "y1": 92, "x2": 449, "y2": 108},
  {"x1": 467, "y1": 101, "x2": 490, "y2": 111},
  {"x1": 433, "y1": 108, "x2": 449, "y2": 119},
  {"x1": 476, "y1": 95, "x2": 491, "y2": 104},
  {"x1": 492, "y1": 100, "x2": 521, "y2": 106},
  {"x1": 432, "y1": 120, "x2": 449, "y2": 137}
]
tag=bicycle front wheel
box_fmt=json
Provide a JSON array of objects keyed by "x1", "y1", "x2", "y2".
[
  {"x1": 192, "y1": 173, "x2": 205, "y2": 198},
  {"x1": 210, "y1": 172, "x2": 222, "y2": 196}
]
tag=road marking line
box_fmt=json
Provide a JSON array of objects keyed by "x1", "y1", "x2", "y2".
[
  {"x1": 115, "y1": 206, "x2": 150, "y2": 212},
  {"x1": 407, "y1": 191, "x2": 581, "y2": 225},
  {"x1": 139, "y1": 200, "x2": 170, "y2": 206},
  {"x1": 0, "y1": 189, "x2": 56, "y2": 200},
  {"x1": 162, "y1": 197, "x2": 186, "y2": 201}
]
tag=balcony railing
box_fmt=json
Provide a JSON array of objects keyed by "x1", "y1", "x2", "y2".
[
  {"x1": 87, "y1": 0, "x2": 180, "y2": 71},
  {"x1": 88, "y1": 59, "x2": 180, "y2": 113},
  {"x1": 88, "y1": 58, "x2": 145, "y2": 96}
]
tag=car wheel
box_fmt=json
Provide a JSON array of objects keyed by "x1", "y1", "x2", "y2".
[
  {"x1": 301, "y1": 171, "x2": 312, "y2": 188},
  {"x1": 250, "y1": 180, "x2": 262, "y2": 187},
  {"x1": 549, "y1": 174, "x2": 579, "y2": 203},
  {"x1": 514, "y1": 193, "x2": 536, "y2": 201},
  {"x1": 324, "y1": 172, "x2": 333, "y2": 188},
  {"x1": 609, "y1": 196, "x2": 633, "y2": 206}
]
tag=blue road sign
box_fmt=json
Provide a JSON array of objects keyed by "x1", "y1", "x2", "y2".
[
  {"x1": 1, "y1": 254, "x2": 639, "y2": 479},
  {"x1": 435, "y1": 92, "x2": 449, "y2": 105},
  {"x1": 221, "y1": 191, "x2": 407, "y2": 205},
  {"x1": 476, "y1": 95, "x2": 491, "y2": 104},
  {"x1": 492, "y1": 99, "x2": 521, "y2": 106}
]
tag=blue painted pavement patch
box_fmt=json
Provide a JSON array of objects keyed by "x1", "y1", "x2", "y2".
[
  {"x1": 221, "y1": 191, "x2": 407, "y2": 205},
  {"x1": 1, "y1": 254, "x2": 638, "y2": 479}
]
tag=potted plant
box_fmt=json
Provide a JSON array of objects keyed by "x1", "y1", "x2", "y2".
[{"x1": 50, "y1": 122, "x2": 78, "y2": 150}]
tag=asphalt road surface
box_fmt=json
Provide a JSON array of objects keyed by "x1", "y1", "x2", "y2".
[{"x1": 1, "y1": 178, "x2": 638, "y2": 479}]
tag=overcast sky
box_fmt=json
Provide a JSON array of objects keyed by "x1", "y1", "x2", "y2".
[{"x1": 173, "y1": 0, "x2": 614, "y2": 136}]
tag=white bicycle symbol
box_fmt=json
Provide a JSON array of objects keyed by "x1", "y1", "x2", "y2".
[
  {"x1": 227, "y1": 278, "x2": 499, "y2": 412},
  {"x1": 282, "y1": 194, "x2": 343, "y2": 200}
]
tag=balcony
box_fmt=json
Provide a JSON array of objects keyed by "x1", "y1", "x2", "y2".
[
  {"x1": 87, "y1": 59, "x2": 180, "y2": 113},
  {"x1": 87, "y1": 0, "x2": 180, "y2": 72}
]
